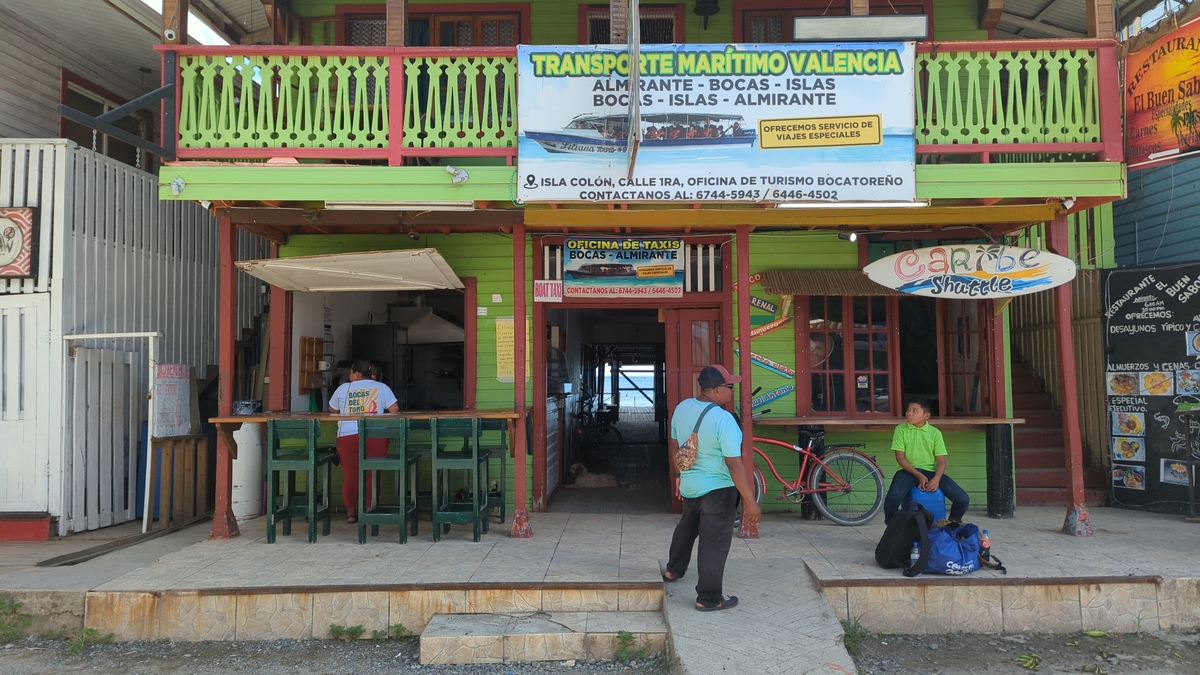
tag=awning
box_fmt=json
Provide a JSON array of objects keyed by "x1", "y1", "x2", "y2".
[
  {"x1": 236, "y1": 249, "x2": 464, "y2": 292},
  {"x1": 761, "y1": 269, "x2": 905, "y2": 297}
]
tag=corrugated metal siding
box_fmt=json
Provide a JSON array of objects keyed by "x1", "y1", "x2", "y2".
[{"x1": 1113, "y1": 157, "x2": 1200, "y2": 266}]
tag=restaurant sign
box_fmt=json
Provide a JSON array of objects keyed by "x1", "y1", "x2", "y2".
[
  {"x1": 517, "y1": 43, "x2": 915, "y2": 203},
  {"x1": 0, "y1": 208, "x2": 36, "y2": 278},
  {"x1": 863, "y1": 244, "x2": 1076, "y2": 299},
  {"x1": 1124, "y1": 17, "x2": 1200, "y2": 168},
  {"x1": 563, "y1": 238, "x2": 683, "y2": 298}
]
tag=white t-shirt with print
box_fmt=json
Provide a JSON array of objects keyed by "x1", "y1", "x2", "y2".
[{"x1": 329, "y1": 380, "x2": 399, "y2": 437}]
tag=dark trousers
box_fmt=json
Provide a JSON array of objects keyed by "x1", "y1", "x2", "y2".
[
  {"x1": 665, "y1": 486, "x2": 740, "y2": 607},
  {"x1": 884, "y1": 469, "x2": 970, "y2": 524}
]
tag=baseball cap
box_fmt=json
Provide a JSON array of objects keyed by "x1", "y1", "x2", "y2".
[{"x1": 697, "y1": 364, "x2": 741, "y2": 389}]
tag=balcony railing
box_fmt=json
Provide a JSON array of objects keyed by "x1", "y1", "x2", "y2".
[{"x1": 159, "y1": 39, "x2": 1120, "y2": 165}]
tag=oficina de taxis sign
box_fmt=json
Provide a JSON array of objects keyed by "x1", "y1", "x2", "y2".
[{"x1": 863, "y1": 245, "x2": 1076, "y2": 299}]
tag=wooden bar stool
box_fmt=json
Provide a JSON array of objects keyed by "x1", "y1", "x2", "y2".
[
  {"x1": 480, "y1": 419, "x2": 508, "y2": 524},
  {"x1": 266, "y1": 419, "x2": 335, "y2": 543},
  {"x1": 430, "y1": 417, "x2": 490, "y2": 542},
  {"x1": 357, "y1": 418, "x2": 419, "y2": 544}
]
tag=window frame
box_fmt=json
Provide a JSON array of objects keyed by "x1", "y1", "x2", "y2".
[
  {"x1": 334, "y1": 3, "x2": 531, "y2": 45},
  {"x1": 577, "y1": 3, "x2": 686, "y2": 44},
  {"x1": 795, "y1": 295, "x2": 902, "y2": 418},
  {"x1": 938, "y1": 298, "x2": 995, "y2": 417},
  {"x1": 732, "y1": 0, "x2": 934, "y2": 42},
  {"x1": 59, "y1": 70, "x2": 155, "y2": 172}
]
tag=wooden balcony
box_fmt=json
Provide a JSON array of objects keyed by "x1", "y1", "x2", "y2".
[{"x1": 158, "y1": 39, "x2": 1122, "y2": 166}]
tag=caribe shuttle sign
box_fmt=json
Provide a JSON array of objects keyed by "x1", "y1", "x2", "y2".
[{"x1": 863, "y1": 245, "x2": 1076, "y2": 299}]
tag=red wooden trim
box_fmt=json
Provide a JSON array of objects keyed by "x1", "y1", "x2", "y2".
[
  {"x1": 735, "y1": 225, "x2": 757, "y2": 539},
  {"x1": 400, "y1": 147, "x2": 516, "y2": 157},
  {"x1": 532, "y1": 277, "x2": 547, "y2": 511},
  {"x1": 212, "y1": 217, "x2": 240, "y2": 539},
  {"x1": 158, "y1": 44, "x2": 518, "y2": 56},
  {"x1": 857, "y1": 237, "x2": 869, "y2": 269},
  {"x1": 510, "y1": 222, "x2": 531, "y2": 536},
  {"x1": 553, "y1": 292, "x2": 727, "y2": 310},
  {"x1": 1047, "y1": 215, "x2": 1087, "y2": 509},
  {"x1": 720, "y1": 241, "x2": 735, "y2": 374},
  {"x1": 918, "y1": 142, "x2": 1106, "y2": 155},
  {"x1": 794, "y1": 297, "x2": 810, "y2": 415},
  {"x1": 267, "y1": 280, "x2": 292, "y2": 412},
  {"x1": 888, "y1": 296, "x2": 901, "y2": 415},
  {"x1": 175, "y1": 148, "x2": 389, "y2": 159},
  {"x1": 389, "y1": 39, "x2": 406, "y2": 166},
  {"x1": 917, "y1": 38, "x2": 1113, "y2": 52},
  {"x1": 935, "y1": 299, "x2": 947, "y2": 417},
  {"x1": 1096, "y1": 44, "x2": 1123, "y2": 163},
  {"x1": 988, "y1": 299, "x2": 1006, "y2": 418},
  {"x1": 578, "y1": 3, "x2": 590, "y2": 45},
  {"x1": 463, "y1": 276, "x2": 478, "y2": 409},
  {"x1": 840, "y1": 297, "x2": 856, "y2": 417},
  {"x1": 336, "y1": 3, "x2": 532, "y2": 44}
]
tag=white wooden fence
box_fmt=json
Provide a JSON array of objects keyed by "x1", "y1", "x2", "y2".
[
  {"x1": 0, "y1": 140, "x2": 268, "y2": 534},
  {"x1": 0, "y1": 293, "x2": 51, "y2": 513}
]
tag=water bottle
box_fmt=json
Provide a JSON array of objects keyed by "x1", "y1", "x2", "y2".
[
  {"x1": 980, "y1": 529, "x2": 991, "y2": 562},
  {"x1": 909, "y1": 541, "x2": 920, "y2": 569}
]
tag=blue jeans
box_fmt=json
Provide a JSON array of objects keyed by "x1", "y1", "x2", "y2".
[{"x1": 884, "y1": 469, "x2": 969, "y2": 524}]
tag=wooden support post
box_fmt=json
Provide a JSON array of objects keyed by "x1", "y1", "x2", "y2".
[
  {"x1": 267, "y1": 281, "x2": 292, "y2": 412},
  {"x1": 532, "y1": 279, "x2": 547, "y2": 512},
  {"x1": 1097, "y1": 44, "x2": 1123, "y2": 163},
  {"x1": 1048, "y1": 215, "x2": 1092, "y2": 536},
  {"x1": 850, "y1": 0, "x2": 870, "y2": 16},
  {"x1": 511, "y1": 223, "x2": 532, "y2": 538},
  {"x1": 986, "y1": 424, "x2": 1015, "y2": 518},
  {"x1": 1086, "y1": 0, "x2": 1115, "y2": 39},
  {"x1": 736, "y1": 225, "x2": 758, "y2": 539},
  {"x1": 609, "y1": 0, "x2": 628, "y2": 43},
  {"x1": 211, "y1": 217, "x2": 241, "y2": 539},
  {"x1": 162, "y1": 0, "x2": 190, "y2": 44},
  {"x1": 386, "y1": 0, "x2": 406, "y2": 46}
]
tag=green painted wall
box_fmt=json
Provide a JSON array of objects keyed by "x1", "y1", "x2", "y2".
[
  {"x1": 736, "y1": 232, "x2": 990, "y2": 513},
  {"x1": 280, "y1": 233, "x2": 535, "y2": 511},
  {"x1": 932, "y1": 0, "x2": 988, "y2": 40}
]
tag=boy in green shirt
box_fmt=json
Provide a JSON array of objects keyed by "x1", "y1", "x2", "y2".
[{"x1": 883, "y1": 397, "x2": 970, "y2": 523}]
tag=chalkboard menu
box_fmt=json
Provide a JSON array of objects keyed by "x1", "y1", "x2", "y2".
[{"x1": 1103, "y1": 264, "x2": 1199, "y2": 512}]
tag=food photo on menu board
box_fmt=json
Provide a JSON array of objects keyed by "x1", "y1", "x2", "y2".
[{"x1": 1103, "y1": 263, "x2": 1200, "y2": 512}]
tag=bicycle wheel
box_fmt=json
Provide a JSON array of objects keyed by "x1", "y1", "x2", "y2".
[
  {"x1": 588, "y1": 424, "x2": 623, "y2": 461},
  {"x1": 807, "y1": 450, "x2": 884, "y2": 526},
  {"x1": 752, "y1": 465, "x2": 765, "y2": 506}
]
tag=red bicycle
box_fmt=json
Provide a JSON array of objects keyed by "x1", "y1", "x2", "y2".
[{"x1": 747, "y1": 432, "x2": 885, "y2": 526}]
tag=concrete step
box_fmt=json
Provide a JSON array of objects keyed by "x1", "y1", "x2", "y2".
[
  {"x1": 1011, "y1": 364, "x2": 1038, "y2": 380},
  {"x1": 1015, "y1": 448, "x2": 1067, "y2": 469},
  {"x1": 1011, "y1": 378, "x2": 1047, "y2": 395},
  {"x1": 1012, "y1": 409, "x2": 1063, "y2": 427},
  {"x1": 1016, "y1": 486, "x2": 1109, "y2": 507},
  {"x1": 1015, "y1": 427, "x2": 1065, "y2": 447},
  {"x1": 419, "y1": 611, "x2": 667, "y2": 665},
  {"x1": 1013, "y1": 393, "x2": 1054, "y2": 410},
  {"x1": 1016, "y1": 467, "x2": 1110, "y2": 489}
]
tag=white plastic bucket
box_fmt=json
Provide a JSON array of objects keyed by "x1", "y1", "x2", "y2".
[{"x1": 231, "y1": 422, "x2": 264, "y2": 520}]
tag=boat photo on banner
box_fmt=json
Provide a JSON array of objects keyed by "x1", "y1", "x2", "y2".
[
  {"x1": 562, "y1": 237, "x2": 684, "y2": 298},
  {"x1": 517, "y1": 43, "x2": 916, "y2": 204}
]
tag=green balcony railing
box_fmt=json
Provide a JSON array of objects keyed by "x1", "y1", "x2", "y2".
[{"x1": 162, "y1": 40, "x2": 1120, "y2": 165}]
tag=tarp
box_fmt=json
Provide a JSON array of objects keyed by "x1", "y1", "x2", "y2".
[{"x1": 236, "y1": 249, "x2": 464, "y2": 292}]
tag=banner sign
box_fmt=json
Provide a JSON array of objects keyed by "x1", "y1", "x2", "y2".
[
  {"x1": 0, "y1": 208, "x2": 36, "y2": 278},
  {"x1": 563, "y1": 238, "x2": 683, "y2": 297},
  {"x1": 863, "y1": 244, "x2": 1076, "y2": 298},
  {"x1": 1124, "y1": 17, "x2": 1200, "y2": 168},
  {"x1": 517, "y1": 43, "x2": 916, "y2": 203}
]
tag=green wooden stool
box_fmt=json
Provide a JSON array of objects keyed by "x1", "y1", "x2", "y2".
[
  {"x1": 480, "y1": 419, "x2": 508, "y2": 524},
  {"x1": 266, "y1": 418, "x2": 335, "y2": 543},
  {"x1": 431, "y1": 417, "x2": 490, "y2": 542},
  {"x1": 357, "y1": 418, "x2": 419, "y2": 544}
]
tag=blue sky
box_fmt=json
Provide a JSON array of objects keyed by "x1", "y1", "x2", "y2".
[{"x1": 137, "y1": 0, "x2": 227, "y2": 45}]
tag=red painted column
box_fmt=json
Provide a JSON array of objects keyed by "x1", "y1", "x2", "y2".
[
  {"x1": 1048, "y1": 215, "x2": 1092, "y2": 536},
  {"x1": 211, "y1": 217, "x2": 240, "y2": 539},
  {"x1": 736, "y1": 225, "x2": 758, "y2": 539},
  {"x1": 267, "y1": 280, "x2": 292, "y2": 413},
  {"x1": 1097, "y1": 44, "x2": 1124, "y2": 163},
  {"x1": 510, "y1": 223, "x2": 532, "y2": 537}
]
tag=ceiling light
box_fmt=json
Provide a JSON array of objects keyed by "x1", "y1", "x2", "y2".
[
  {"x1": 325, "y1": 200, "x2": 475, "y2": 211},
  {"x1": 838, "y1": 226, "x2": 858, "y2": 242},
  {"x1": 776, "y1": 200, "x2": 930, "y2": 209}
]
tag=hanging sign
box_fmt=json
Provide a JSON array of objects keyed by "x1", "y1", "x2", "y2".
[
  {"x1": 563, "y1": 238, "x2": 683, "y2": 297},
  {"x1": 863, "y1": 244, "x2": 1076, "y2": 298},
  {"x1": 1124, "y1": 17, "x2": 1200, "y2": 169},
  {"x1": 517, "y1": 43, "x2": 916, "y2": 203},
  {"x1": 534, "y1": 279, "x2": 563, "y2": 303},
  {"x1": 0, "y1": 208, "x2": 36, "y2": 278}
]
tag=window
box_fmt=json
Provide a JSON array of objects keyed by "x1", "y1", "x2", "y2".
[
  {"x1": 345, "y1": 12, "x2": 518, "y2": 46},
  {"x1": 800, "y1": 296, "x2": 899, "y2": 415},
  {"x1": 60, "y1": 77, "x2": 154, "y2": 172},
  {"x1": 584, "y1": 5, "x2": 681, "y2": 44},
  {"x1": 943, "y1": 299, "x2": 989, "y2": 415},
  {"x1": 738, "y1": 2, "x2": 930, "y2": 42}
]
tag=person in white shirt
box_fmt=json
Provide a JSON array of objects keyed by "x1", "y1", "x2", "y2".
[{"x1": 328, "y1": 360, "x2": 400, "y2": 523}]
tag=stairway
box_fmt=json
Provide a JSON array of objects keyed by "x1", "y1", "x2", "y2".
[{"x1": 1011, "y1": 357, "x2": 1108, "y2": 506}]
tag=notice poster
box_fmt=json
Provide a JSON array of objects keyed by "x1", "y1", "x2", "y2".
[
  {"x1": 517, "y1": 43, "x2": 916, "y2": 203},
  {"x1": 1103, "y1": 264, "x2": 1200, "y2": 511},
  {"x1": 494, "y1": 316, "x2": 530, "y2": 382},
  {"x1": 563, "y1": 238, "x2": 683, "y2": 298},
  {"x1": 1124, "y1": 17, "x2": 1200, "y2": 168},
  {"x1": 153, "y1": 364, "x2": 194, "y2": 438}
]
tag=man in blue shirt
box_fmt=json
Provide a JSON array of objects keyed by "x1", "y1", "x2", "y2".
[{"x1": 662, "y1": 365, "x2": 761, "y2": 611}]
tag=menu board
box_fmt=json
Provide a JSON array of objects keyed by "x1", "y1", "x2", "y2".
[{"x1": 1103, "y1": 265, "x2": 1199, "y2": 511}]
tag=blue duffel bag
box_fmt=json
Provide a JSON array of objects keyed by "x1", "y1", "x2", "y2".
[{"x1": 924, "y1": 522, "x2": 981, "y2": 575}]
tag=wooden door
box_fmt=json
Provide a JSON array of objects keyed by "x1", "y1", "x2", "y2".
[
  {"x1": 0, "y1": 293, "x2": 51, "y2": 514},
  {"x1": 664, "y1": 308, "x2": 722, "y2": 512}
]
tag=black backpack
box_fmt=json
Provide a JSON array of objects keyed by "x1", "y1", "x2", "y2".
[{"x1": 874, "y1": 504, "x2": 934, "y2": 577}]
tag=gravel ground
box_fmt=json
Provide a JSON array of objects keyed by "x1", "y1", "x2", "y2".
[
  {"x1": 0, "y1": 637, "x2": 669, "y2": 675},
  {"x1": 854, "y1": 630, "x2": 1200, "y2": 675}
]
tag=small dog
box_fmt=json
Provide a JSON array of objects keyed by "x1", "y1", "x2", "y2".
[{"x1": 566, "y1": 463, "x2": 619, "y2": 488}]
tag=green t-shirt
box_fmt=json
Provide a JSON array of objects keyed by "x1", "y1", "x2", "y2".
[{"x1": 890, "y1": 422, "x2": 947, "y2": 471}]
